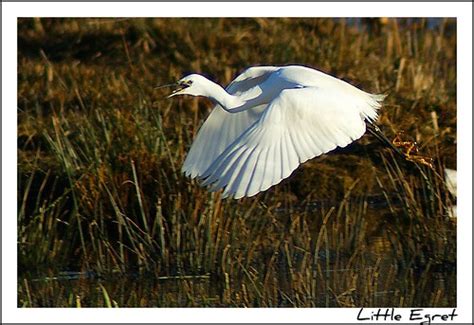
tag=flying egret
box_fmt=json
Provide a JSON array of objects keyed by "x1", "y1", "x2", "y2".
[{"x1": 160, "y1": 65, "x2": 386, "y2": 199}]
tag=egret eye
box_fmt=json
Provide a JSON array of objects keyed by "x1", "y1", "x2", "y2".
[{"x1": 178, "y1": 80, "x2": 192, "y2": 88}]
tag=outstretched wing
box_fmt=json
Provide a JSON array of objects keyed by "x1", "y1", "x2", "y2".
[
  {"x1": 182, "y1": 66, "x2": 279, "y2": 178},
  {"x1": 200, "y1": 87, "x2": 382, "y2": 199}
]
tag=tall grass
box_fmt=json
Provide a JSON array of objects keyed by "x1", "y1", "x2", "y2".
[{"x1": 18, "y1": 18, "x2": 456, "y2": 307}]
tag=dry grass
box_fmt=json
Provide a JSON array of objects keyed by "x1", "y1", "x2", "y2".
[{"x1": 18, "y1": 18, "x2": 456, "y2": 307}]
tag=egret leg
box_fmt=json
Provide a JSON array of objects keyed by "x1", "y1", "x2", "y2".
[
  {"x1": 366, "y1": 123, "x2": 405, "y2": 158},
  {"x1": 367, "y1": 123, "x2": 435, "y2": 169}
]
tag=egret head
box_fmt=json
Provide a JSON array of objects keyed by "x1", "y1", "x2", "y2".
[{"x1": 163, "y1": 74, "x2": 210, "y2": 98}]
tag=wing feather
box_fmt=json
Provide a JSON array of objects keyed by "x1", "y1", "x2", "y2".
[
  {"x1": 280, "y1": 130, "x2": 292, "y2": 180},
  {"x1": 272, "y1": 139, "x2": 282, "y2": 185},
  {"x1": 301, "y1": 121, "x2": 322, "y2": 157},
  {"x1": 229, "y1": 147, "x2": 260, "y2": 199},
  {"x1": 285, "y1": 129, "x2": 299, "y2": 174},
  {"x1": 200, "y1": 87, "x2": 374, "y2": 198},
  {"x1": 220, "y1": 147, "x2": 255, "y2": 197},
  {"x1": 259, "y1": 144, "x2": 273, "y2": 192}
]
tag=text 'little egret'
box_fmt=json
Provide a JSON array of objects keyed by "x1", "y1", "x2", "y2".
[{"x1": 159, "y1": 65, "x2": 386, "y2": 199}]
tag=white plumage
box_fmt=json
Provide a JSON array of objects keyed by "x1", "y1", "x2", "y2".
[{"x1": 164, "y1": 65, "x2": 385, "y2": 199}]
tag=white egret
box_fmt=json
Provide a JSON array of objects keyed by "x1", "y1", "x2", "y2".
[
  {"x1": 444, "y1": 168, "x2": 457, "y2": 197},
  {"x1": 161, "y1": 65, "x2": 386, "y2": 199},
  {"x1": 444, "y1": 168, "x2": 457, "y2": 219}
]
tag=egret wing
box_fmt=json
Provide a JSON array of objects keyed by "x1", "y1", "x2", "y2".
[
  {"x1": 182, "y1": 66, "x2": 279, "y2": 178},
  {"x1": 200, "y1": 87, "x2": 381, "y2": 199}
]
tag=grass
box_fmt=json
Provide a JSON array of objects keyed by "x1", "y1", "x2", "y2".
[{"x1": 18, "y1": 18, "x2": 456, "y2": 307}]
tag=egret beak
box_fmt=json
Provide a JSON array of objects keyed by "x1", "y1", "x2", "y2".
[{"x1": 155, "y1": 82, "x2": 190, "y2": 98}]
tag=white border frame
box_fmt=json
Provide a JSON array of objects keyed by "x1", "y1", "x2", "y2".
[{"x1": 3, "y1": 2, "x2": 472, "y2": 323}]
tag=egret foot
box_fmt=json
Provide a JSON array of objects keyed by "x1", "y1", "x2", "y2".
[{"x1": 392, "y1": 132, "x2": 434, "y2": 169}]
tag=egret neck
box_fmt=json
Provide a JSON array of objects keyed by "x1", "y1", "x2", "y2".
[{"x1": 199, "y1": 78, "x2": 264, "y2": 113}]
